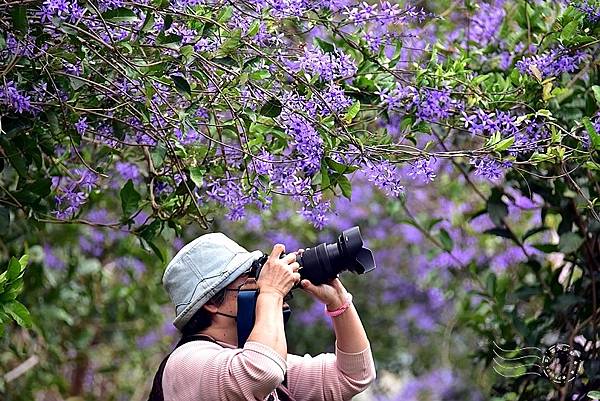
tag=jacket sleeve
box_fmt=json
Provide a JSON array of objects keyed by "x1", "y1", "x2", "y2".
[
  {"x1": 285, "y1": 341, "x2": 376, "y2": 401},
  {"x1": 162, "y1": 340, "x2": 287, "y2": 401}
]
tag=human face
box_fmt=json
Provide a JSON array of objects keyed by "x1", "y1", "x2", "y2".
[{"x1": 223, "y1": 274, "x2": 291, "y2": 310}]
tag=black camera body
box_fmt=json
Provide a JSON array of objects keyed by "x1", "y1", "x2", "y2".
[{"x1": 249, "y1": 226, "x2": 376, "y2": 286}]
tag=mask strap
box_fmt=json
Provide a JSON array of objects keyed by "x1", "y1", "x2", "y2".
[{"x1": 215, "y1": 311, "x2": 237, "y2": 321}]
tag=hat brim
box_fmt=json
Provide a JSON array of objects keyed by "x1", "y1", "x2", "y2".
[{"x1": 172, "y1": 250, "x2": 263, "y2": 330}]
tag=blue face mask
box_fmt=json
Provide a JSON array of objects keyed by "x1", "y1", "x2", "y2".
[{"x1": 235, "y1": 290, "x2": 292, "y2": 347}]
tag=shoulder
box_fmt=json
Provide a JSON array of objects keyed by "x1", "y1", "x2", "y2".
[{"x1": 166, "y1": 340, "x2": 228, "y2": 369}]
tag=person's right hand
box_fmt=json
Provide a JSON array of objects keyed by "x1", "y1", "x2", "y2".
[{"x1": 256, "y1": 244, "x2": 301, "y2": 298}]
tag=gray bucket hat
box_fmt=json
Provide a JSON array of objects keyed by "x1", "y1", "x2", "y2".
[{"x1": 163, "y1": 233, "x2": 263, "y2": 330}]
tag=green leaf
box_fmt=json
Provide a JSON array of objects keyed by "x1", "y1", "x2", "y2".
[
  {"x1": 314, "y1": 37, "x2": 335, "y2": 53},
  {"x1": 18, "y1": 254, "x2": 29, "y2": 270},
  {"x1": 216, "y1": 28, "x2": 241, "y2": 56},
  {"x1": 217, "y1": 6, "x2": 233, "y2": 23},
  {"x1": 522, "y1": 226, "x2": 548, "y2": 241},
  {"x1": 6, "y1": 257, "x2": 21, "y2": 281},
  {"x1": 259, "y1": 98, "x2": 282, "y2": 117},
  {"x1": 439, "y1": 228, "x2": 454, "y2": 251},
  {"x1": 560, "y1": 20, "x2": 578, "y2": 42},
  {"x1": 486, "y1": 273, "x2": 496, "y2": 296},
  {"x1": 343, "y1": 101, "x2": 361, "y2": 124},
  {"x1": 337, "y1": 175, "x2": 352, "y2": 200},
  {"x1": 582, "y1": 117, "x2": 600, "y2": 150},
  {"x1": 494, "y1": 136, "x2": 515, "y2": 152},
  {"x1": 320, "y1": 164, "x2": 330, "y2": 188},
  {"x1": 120, "y1": 180, "x2": 141, "y2": 218},
  {"x1": 190, "y1": 167, "x2": 205, "y2": 188},
  {"x1": 171, "y1": 75, "x2": 192, "y2": 98},
  {"x1": 592, "y1": 85, "x2": 600, "y2": 106},
  {"x1": 151, "y1": 142, "x2": 167, "y2": 169},
  {"x1": 247, "y1": 20, "x2": 260, "y2": 37},
  {"x1": 102, "y1": 7, "x2": 138, "y2": 22},
  {"x1": 559, "y1": 232, "x2": 584, "y2": 254},
  {"x1": 326, "y1": 158, "x2": 358, "y2": 174},
  {"x1": 140, "y1": 12, "x2": 155, "y2": 35},
  {"x1": 532, "y1": 243, "x2": 559, "y2": 253},
  {"x1": 587, "y1": 391, "x2": 600, "y2": 400},
  {"x1": 483, "y1": 227, "x2": 514, "y2": 240},
  {"x1": 4, "y1": 301, "x2": 31, "y2": 328},
  {"x1": 147, "y1": 239, "x2": 164, "y2": 262},
  {"x1": 487, "y1": 189, "x2": 508, "y2": 226},
  {"x1": 11, "y1": 5, "x2": 28, "y2": 34}
]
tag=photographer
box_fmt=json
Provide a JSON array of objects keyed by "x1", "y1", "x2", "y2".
[{"x1": 149, "y1": 232, "x2": 376, "y2": 401}]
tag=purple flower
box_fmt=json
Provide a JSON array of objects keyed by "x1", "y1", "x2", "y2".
[
  {"x1": 572, "y1": 0, "x2": 600, "y2": 22},
  {"x1": 288, "y1": 47, "x2": 357, "y2": 82},
  {"x1": 52, "y1": 169, "x2": 99, "y2": 219},
  {"x1": 43, "y1": 243, "x2": 66, "y2": 270},
  {"x1": 470, "y1": 156, "x2": 511, "y2": 181},
  {"x1": 75, "y1": 116, "x2": 88, "y2": 135},
  {"x1": 282, "y1": 113, "x2": 323, "y2": 175},
  {"x1": 408, "y1": 157, "x2": 437, "y2": 182},
  {"x1": 361, "y1": 159, "x2": 404, "y2": 197},
  {"x1": 175, "y1": 127, "x2": 201, "y2": 145},
  {"x1": 466, "y1": 1, "x2": 506, "y2": 47},
  {"x1": 206, "y1": 176, "x2": 252, "y2": 220},
  {"x1": 0, "y1": 81, "x2": 32, "y2": 114},
  {"x1": 516, "y1": 47, "x2": 589, "y2": 79},
  {"x1": 116, "y1": 162, "x2": 141, "y2": 183},
  {"x1": 298, "y1": 195, "x2": 331, "y2": 229}
]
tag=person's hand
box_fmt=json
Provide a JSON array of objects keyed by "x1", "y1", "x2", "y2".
[
  {"x1": 300, "y1": 277, "x2": 349, "y2": 310},
  {"x1": 256, "y1": 244, "x2": 301, "y2": 299}
]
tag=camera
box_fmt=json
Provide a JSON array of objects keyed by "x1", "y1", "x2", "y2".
[{"x1": 249, "y1": 226, "x2": 376, "y2": 286}]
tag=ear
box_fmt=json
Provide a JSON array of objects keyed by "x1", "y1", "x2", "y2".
[{"x1": 202, "y1": 303, "x2": 218, "y2": 314}]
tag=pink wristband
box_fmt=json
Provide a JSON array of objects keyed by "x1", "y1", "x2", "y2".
[{"x1": 324, "y1": 292, "x2": 353, "y2": 317}]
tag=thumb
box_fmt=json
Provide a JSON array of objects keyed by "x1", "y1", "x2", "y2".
[{"x1": 300, "y1": 279, "x2": 319, "y2": 295}]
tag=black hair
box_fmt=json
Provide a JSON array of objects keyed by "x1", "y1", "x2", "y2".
[{"x1": 180, "y1": 287, "x2": 228, "y2": 336}]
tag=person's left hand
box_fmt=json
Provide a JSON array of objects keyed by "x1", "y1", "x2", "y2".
[{"x1": 300, "y1": 277, "x2": 349, "y2": 310}]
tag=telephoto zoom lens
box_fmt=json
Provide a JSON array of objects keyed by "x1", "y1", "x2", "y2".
[
  {"x1": 297, "y1": 226, "x2": 376, "y2": 285},
  {"x1": 250, "y1": 226, "x2": 376, "y2": 286}
]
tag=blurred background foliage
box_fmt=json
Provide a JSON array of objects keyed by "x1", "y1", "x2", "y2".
[{"x1": 1, "y1": 0, "x2": 600, "y2": 400}]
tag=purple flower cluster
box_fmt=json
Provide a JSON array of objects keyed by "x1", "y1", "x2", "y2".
[
  {"x1": 282, "y1": 113, "x2": 324, "y2": 175},
  {"x1": 39, "y1": 0, "x2": 86, "y2": 23},
  {"x1": 298, "y1": 194, "x2": 331, "y2": 229},
  {"x1": 407, "y1": 157, "x2": 437, "y2": 182},
  {"x1": 516, "y1": 47, "x2": 589, "y2": 79},
  {"x1": 52, "y1": 168, "x2": 99, "y2": 219},
  {"x1": 572, "y1": 0, "x2": 600, "y2": 22},
  {"x1": 0, "y1": 81, "x2": 32, "y2": 114},
  {"x1": 43, "y1": 243, "x2": 66, "y2": 270},
  {"x1": 470, "y1": 156, "x2": 512, "y2": 181},
  {"x1": 75, "y1": 117, "x2": 88, "y2": 135},
  {"x1": 345, "y1": 1, "x2": 428, "y2": 25},
  {"x1": 289, "y1": 47, "x2": 357, "y2": 81},
  {"x1": 361, "y1": 159, "x2": 404, "y2": 197},
  {"x1": 115, "y1": 162, "x2": 142, "y2": 183},
  {"x1": 248, "y1": 0, "x2": 353, "y2": 18},
  {"x1": 379, "y1": 85, "x2": 461, "y2": 123},
  {"x1": 514, "y1": 117, "x2": 550, "y2": 153},
  {"x1": 462, "y1": 108, "x2": 516, "y2": 137},
  {"x1": 5, "y1": 33, "x2": 37, "y2": 58},
  {"x1": 206, "y1": 176, "x2": 252, "y2": 220},
  {"x1": 464, "y1": 1, "x2": 506, "y2": 47},
  {"x1": 175, "y1": 126, "x2": 202, "y2": 145},
  {"x1": 321, "y1": 84, "x2": 353, "y2": 115}
]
